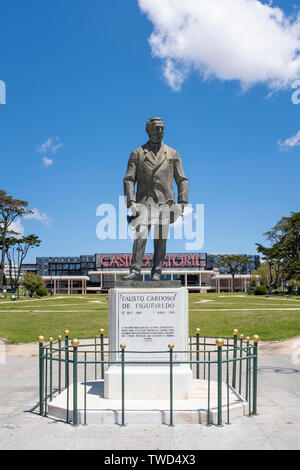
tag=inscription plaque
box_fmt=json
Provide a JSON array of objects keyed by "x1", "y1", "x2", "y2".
[{"x1": 117, "y1": 290, "x2": 180, "y2": 359}]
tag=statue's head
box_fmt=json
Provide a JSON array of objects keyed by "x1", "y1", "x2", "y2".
[{"x1": 146, "y1": 117, "x2": 164, "y2": 144}]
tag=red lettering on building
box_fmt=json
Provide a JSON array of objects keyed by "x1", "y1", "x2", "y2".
[
  {"x1": 184, "y1": 255, "x2": 192, "y2": 267},
  {"x1": 118, "y1": 256, "x2": 126, "y2": 268},
  {"x1": 172, "y1": 255, "x2": 184, "y2": 267},
  {"x1": 109, "y1": 256, "x2": 119, "y2": 267},
  {"x1": 97, "y1": 253, "x2": 206, "y2": 269},
  {"x1": 100, "y1": 256, "x2": 109, "y2": 267}
]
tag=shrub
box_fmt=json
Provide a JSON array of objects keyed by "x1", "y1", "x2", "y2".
[
  {"x1": 254, "y1": 285, "x2": 268, "y2": 296},
  {"x1": 36, "y1": 287, "x2": 48, "y2": 297},
  {"x1": 22, "y1": 272, "x2": 45, "y2": 296}
]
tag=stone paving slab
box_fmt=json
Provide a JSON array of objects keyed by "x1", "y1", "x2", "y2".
[{"x1": 0, "y1": 355, "x2": 300, "y2": 449}]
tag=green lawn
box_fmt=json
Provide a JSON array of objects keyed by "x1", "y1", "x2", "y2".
[{"x1": 0, "y1": 293, "x2": 299, "y2": 343}]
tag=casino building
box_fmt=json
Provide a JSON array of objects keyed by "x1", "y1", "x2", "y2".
[{"x1": 35, "y1": 253, "x2": 260, "y2": 294}]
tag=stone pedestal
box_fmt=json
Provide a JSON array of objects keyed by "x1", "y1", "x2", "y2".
[{"x1": 104, "y1": 282, "x2": 193, "y2": 400}]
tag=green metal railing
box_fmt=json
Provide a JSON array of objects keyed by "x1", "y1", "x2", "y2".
[{"x1": 38, "y1": 329, "x2": 260, "y2": 427}]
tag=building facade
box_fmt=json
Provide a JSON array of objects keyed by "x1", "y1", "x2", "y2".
[
  {"x1": 35, "y1": 253, "x2": 260, "y2": 294},
  {"x1": 4, "y1": 263, "x2": 37, "y2": 279}
]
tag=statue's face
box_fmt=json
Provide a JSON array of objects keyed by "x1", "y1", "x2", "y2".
[{"x1": 148, "y1": 122, "x2": 164, "y2": 144}]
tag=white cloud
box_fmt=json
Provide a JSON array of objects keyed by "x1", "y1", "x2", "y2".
[
  {"x1": 3, "y1": 210, "x2": 52, "y2": 239},
  {"x1": 278, "y1": 129, "x2": 300, "y2": 149},
  {"x1": 42, "y1": 157, "x2": 53, "y2": 167},
  {"x1": 8, "y1": 219, "x2": 25, "y2": 237},
  {"x1": 37, "y1": 136, "x2": 63, "y2": 168},
  {"x1": 138, "y1": 0, "x2": 300, "y2": 91},
  {"x1": 23, "y1": 208, "x2": 52, "y2": 228},
  {"x1": 37, "y1": 137, "x2": 63, "y2": 154}
]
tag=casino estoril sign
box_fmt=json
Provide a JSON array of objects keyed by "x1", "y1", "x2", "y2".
[{"x1": 96, "y1": 253, "x2": 206, "y2": 269}]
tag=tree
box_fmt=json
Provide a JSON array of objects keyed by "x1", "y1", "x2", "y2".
[
  {"x1": 5, "y1": 235, "x2": 41, "y2": 293},
  {"x1": 257, "y1": 212, "x2": 300, "y2": 294},
  {"x1": 0, "y1": 191, "x2": 31, "y2": 296},
  {"x1": 252, "y1": 258, "x2": 282, "y2": 294},
  {"x1": 274, "y1": 212, "x2": 300, "y2": 283},
  {"x1": 22, "y1": 272, "x2": 45, "y2": 297},
  {"x1": 217, "y1": 255, "x2": 251, "y2": 292}
]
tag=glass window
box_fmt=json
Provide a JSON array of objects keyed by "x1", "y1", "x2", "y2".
[{"x1": 187, "y1": 275, "x2": 199, "y2": 286}]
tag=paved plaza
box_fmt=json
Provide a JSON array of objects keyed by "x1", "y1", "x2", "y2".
[{"x1": 0, "y1": 352, "x2": 299, "y2": 450}]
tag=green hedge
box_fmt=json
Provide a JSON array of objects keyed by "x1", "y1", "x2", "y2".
[{"x1": 254, "y1": 285, "x2": 268, "y2": 296}]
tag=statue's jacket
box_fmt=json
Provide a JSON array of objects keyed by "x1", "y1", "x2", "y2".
[{"x1": 124, "y1": 142, "x2": 189, "y2": 208}]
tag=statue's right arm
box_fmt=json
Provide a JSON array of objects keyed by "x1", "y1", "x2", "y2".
[{"x1": 123, "y1": 151, "x2": 138, "y2": 208}]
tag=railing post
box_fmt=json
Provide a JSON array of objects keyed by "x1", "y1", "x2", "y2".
[
  {"x1": 252, "y1": 335, "x2": 260, "y2": 416},
  {"x1": 38, "y1": 336, "x2": 45, "y2": 416},
  {"x1": 64, "y1": 330, "x2": 70, "y2": 423},
  {"x1": 207, "y1": 351, "x2": 211, "y2": 426},
  {"x1": 58, "y1": 335, "x2": 62, "y2": 393},
  {"x1": 232, "y1": 329, "x2": 238, "y2": 389},
  {"x1": 72, "y1": 339, "x2": 79, "y2": 426},
  {"x1": 245, "y1": 336, "x2": 251, "y2": 403},
  {"x1": 239, "y1": 334, "x2": 244, "y2": 395},
  {"x1": 216, "y1": 338, "x2": 224, "y2": 427},
  {"x1": 64, "y1": 330, "x2": 70, "y2": 390},
  {"x1": 195, "y1": 328, "x2": 200, "y2": 380},
  {"x1": 84, "y1": 352, "x2": 87, "y2": 426},
  {"x1": 94, "y1": 337, "x2": 97, "y2": 380},
  {"x1": 168, "y1": 344, "x2": 175, "y2": 427},
  {"x1": 120, "y1": 344, "x2": 127, "y2": 427},
  {"x1": 49, "y1": 338, "x2": 54, "y2": 402},
  {"x1": 100, "y1": 329, "x2": 105, "y2": 380}
]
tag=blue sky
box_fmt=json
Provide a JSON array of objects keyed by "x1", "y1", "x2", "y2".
[{"x1": 0, "y1": 0, "x2": 300, "y2": 262}]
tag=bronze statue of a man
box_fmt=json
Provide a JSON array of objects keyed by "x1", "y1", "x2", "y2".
[{"x1": 123, "y1": 117, "x2": 189, "y2": 281}]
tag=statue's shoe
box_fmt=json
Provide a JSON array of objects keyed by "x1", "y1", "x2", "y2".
[
  {"x1": 122, "y1": 272, "x2": 140, "y2": 281},
  {"x1": 152, "y1": 273, "x2": 161, "y2": 281}
]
